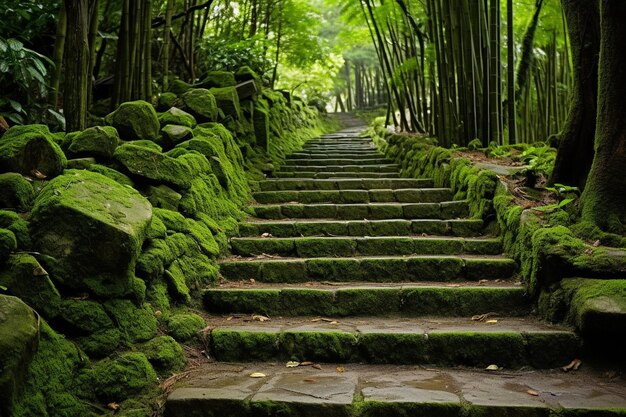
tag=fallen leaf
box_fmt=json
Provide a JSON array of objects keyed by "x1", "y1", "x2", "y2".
[
  {"x1": 312, "y1": 364, "x2": 322, "y2": 370},
  {"x1": 485, "y1": 364, "x2": 499, "y2": 371},
  {"x1": 300, "y1": 361, "x2": 313, "y2": 366},
  {"x1": 31, "y1": 169, "x2": 47, "y2": 179},
  {"x1": 303, "y1": 378, "x2": 315, "y2": 382},
  {"x1": 286, "y1": 361, "x2": 300, "y2": 368},
  {"x1": 252, "y1": 314, "x2": 270, "y2": 322},
  {"x1": 472, "y1": 312, "x2": 498, "y2": 322},
  {"x1": 311, "y1": 318, "x2": 322, "y2": 322},
  {"x1": 32, "y1": 266, "x2": 48, "y2": 276},
  {"x1": 592, "y1": 240, "x2": 601, "y2": 247},
  {"x1": 478, "y1": 279, "x2": 489, "y2": 284},
  {"x1": 226, "y1": 316, "x2": 234, "y2": 321},
  {"x1": 562, "y1": 358, "x2": 582, "y2": 372},
  {"x1": 154, "y1": 310, "x2": 162, "y2": 318},
  {"x1": 336, "y1": 367, "x2": 345, "y2": 373},
  {"x1": 485, "y1": 319, "x2": 498, "y2": 324},
  {"x1": 250, "y1": 278, "x2": 256, "y2": 284},
  {"x1": 250, "y1": 372, "x2": 266, "y2": 378},
  {"x1": 106, "y1": 402, "x2": 120, "y2": 411},
  {"x1": 261, "y1": 233, "x2": 273, "y2": 238},
  {"x1": 527, "y1": 389, "x2": 539, "y2": 396},
  {"x1": 584, "y1": 248, "x2": 593, "y2": 255},
  {"x1": 329, "y1": 321, "x2": 339, "y2": 325}
]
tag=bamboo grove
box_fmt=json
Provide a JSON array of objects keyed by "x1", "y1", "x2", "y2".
[{"x1": 334, "y1": 0, "x2": 572, "y2": 147}]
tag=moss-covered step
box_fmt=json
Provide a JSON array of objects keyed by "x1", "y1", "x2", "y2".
[
  {"x1": 253, "y1": 189, "x2": 453, "y2": 204},
  {"x1": 203, "y1": 283, "x2": 528, "y2": 317},
  {"x1": 283, "y1": 158, "x2": 392, "y2": 166},
  {"x1": 251, "y1": 201, "x2": 469, "y2": 220},
  {"x1": 259, "y1": 178, "x2": 434, "y2": 191},
  {"x1": 165, "y1": 363, "x2": 626, "y2": 417},
  {"x1": 300, "y1": 147, "x2": 377, "y2": 153},
  {"x1": 230, "y1": 236, "x2": 502, "y2": 257},
  {"x1": 278, "y1": 165, "x2": 400, "y2": 173},
  {"x1": 207, "y1": 317, "x2": 577, "y2": 368},
  {"x1": 273, "y1": 172, "x2": 401, "y2": 179},
  {"x1": 288, "y1": 152, "x2": 384, "y2": 159},
  {"x1": 219, "y1": 255, "x2": 516, "y2": 283},
  {"x1": 238, "y1": 219, "x2": 486, "y2": 238}
]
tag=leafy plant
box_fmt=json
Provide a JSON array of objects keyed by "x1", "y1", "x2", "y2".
[{"x1": 0, "y1": 36, "x2": 52, "y2": 124}]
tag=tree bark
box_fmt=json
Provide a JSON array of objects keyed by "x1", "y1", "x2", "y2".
[
  {"x1": 550, "y1": 0, "x2": 600, "y2": 189},
  {"x1": 579, "y1": 0, "x2": 626, "y2": 233},
  {"x1": 64, "y1": 0, "x2": 90, "y2": 131}
]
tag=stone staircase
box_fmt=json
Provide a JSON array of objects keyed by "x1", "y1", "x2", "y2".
[{"x1": 165, "y1": 128, "x2": 626, "y2": 416}]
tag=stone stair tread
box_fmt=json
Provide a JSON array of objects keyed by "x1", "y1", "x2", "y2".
[
  {"x1": 165, "y1": 363, "x2": 626, "y2": 417},
  {"x1": 258, "y1": 178, "x2": 433, "y2": 191},
  {"x1": 252, "y1": 189, "x2": 454, "y2": 204},
  {"x1": 231, "y1": 235, "x2": 499, "y2": 243},
  {"x1": 274, "y1": 172, "x2": 402, "y2": 178},
  {"x1": 222, "y1": 254, "x2": 513, "y2": 262},
  {"x1": 211, "y1": 280, "x2": 520, "y2": 289}
]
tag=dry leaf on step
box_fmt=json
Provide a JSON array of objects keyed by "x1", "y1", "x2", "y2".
[
  {"x1": 485, "y1": 319, "x2": 498, "y2": 324},
  {"x1": 106, "y1": 402, "x2": 120, "y2": 411},
  {"x1": 286, "y1": 361, "x2": 299, "y2": 368},
  {"x1": 312, "y1": 364, "x2": 322, "y2": 370},
  {"x1": 261, "y1": 233, "x2": 272, "y2": 238},
  {"x1": 250, "y1": 372, "x2": 266, "y2": 378},
  {"x1": 562, "y1": 358, "x2": 582, "y2": 372},
  {"x1": 252, "y1": 314, "x2": 270, "y2": 322},
  {"x1": 30, "y1": 169, "x2": 47, "y2": 179},
  {"x1": 527, "y1": 389, "x2": 539, "y2": 396},
  {"x1": 300, "y1": 361, "x2": 313, "y2": 366},
  {"x1": 485, "y1": 364, "x2": 499, "y2": 371}
]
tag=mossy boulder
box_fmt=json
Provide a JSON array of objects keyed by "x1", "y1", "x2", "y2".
[
  {"x1": 82, "y1": 352, "x2": 157, "y2": 402},
  {"x1": 180, "y1": 88, "x2": 219, "y2": 122},
  {"x1": 253, "y1": 104, "x2": 270, "y2": 150},
  {"x1": 161, "y1": 124, "x2": 193, "y2": 146},
  {"x1": 0, "y1": 210, "x2": 30, "y2": 250},
  {"x1": 68, "y1": 126, "x2": 120, "y2": 159},
  {"x1": 158, "y1": 107, "x2": 197, "y2": 128},
  {"x1": 168, "y1": 79, "x2": 192, "y2": 95},
  {"x1": 0, "y1": 228, "x2": 16, "y2": 262},
  {"x1": 0, "y1": 124, "x2": 67, "y2": 178},
  {"x1": 106, "y1": 100, "x2": 160, "y2": 141},
  {"x1": 209, "y1": 86, "x2": 241, "y2": 119},
  {"x1": 142, "y1": 184, "x2": 182, "y2": 210},
  {"x1": 114, "y1": 143, "x2": 194, "y2": 189},
  {"x1": 87, "y1": 164, "x2": 134, "y2": 187},
  {"x1": 166, "y1": 313, "x2": 205, "y2": 342},
  {"x1": 157, "y1": 92, "x2": 178, "y2": 111},
  {"x1": 0, "y1": 254, "x2": 62, "y2": 318},
  {"x1": 141, "y1": 335, "x2": 186, "y2": 375},
  {"x1": 103, "y1": 299, "x2": 157, "y2": 343},
  {"x1": 0, "y1": 173, "x2": 35, "y2": 212},
  {"x1": 30, "y1": 170, "x2": 152, "y2": 297},
  {"x1": 0, "y1": 295, "x2": 39, "y2": 417},
  {"x1": 198, "y1": 71, "x2": 237, "y2": 88},
  {"x1": 66, "y1": 157, "x2": 97, "y2": 169},
  {"x1": 235, "y1": 66, "x2": 260, "y2": 83}
]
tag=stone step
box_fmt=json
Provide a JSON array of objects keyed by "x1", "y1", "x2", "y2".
[
  {"x1": 283, "y1": 158, "x2": 392, "y2": 166},
  {"x1": 253, "y1": 189, "x2": 453, "y2": 204},
  {"x1": 278, "y1": 164, "x2": 399, "y2": 173},
  {"x1": 301, "y1": 147, "x2": 377, "y2": 152},
  {"x1": 295, "y1": 149, "x2": 382, "y2": 154},
  {"x1": 203, "y1": 282, "x2": 527, "y2": 317},
  {"x1": 202, "y1": 316, "x2": 578, "y2": 368},
  {"x1": 239, "y1": 219, "x2": 486, "y2": 238},
  {"x1": 251, "y1": 201, "x2": 469, "y2": 220},
  {"x1": 258, "y1": 178, "x2": 434, "y2": 191},
  {"x1": 307, "y1": 139, "x2": 373, "y2": 144},
  {"x1": 230, "y1": 236, "x2": 502, "y2": 257},
  {"x1": 165, "y1": 363, "x2": 626, "y2": 417},
  {"x1": 288, "y1": 152, "x2": 384, "y2": 159},
  {"x1": 219, "y1": 255, "x2": 516, "y2": 283},
  {"x1": 273, "y1": 172, "x2": 401, "y2": 178}
]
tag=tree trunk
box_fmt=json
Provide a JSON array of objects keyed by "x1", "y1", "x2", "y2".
[
  {"x1": 550, "y1": 0, "x2": 600, "y2": 189},
  {"x1": 64, "y1": 0, "x2": 90, "y2": 131},
  {"x1": 51, "y1": 5, "x2": 67, "y2": 110},
  {"x1": 579, "y1": 0, "x2": 626, "y2": 233},
  {"x1": 515, "y1": 0, "x2": 544, "y2": 102}
]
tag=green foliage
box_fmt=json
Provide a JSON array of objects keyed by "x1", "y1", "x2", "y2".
[
  {"x1": 0, "y1": 37, "x2": 56, "y2": 125},
  {"x1": 197, "y1": 37, "x2": 273, "y2": 79}
]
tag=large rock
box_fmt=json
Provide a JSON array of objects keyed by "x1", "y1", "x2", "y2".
[
  {"x1": 158, "y1": 107, "x2": 197, "y2": 128},
  {"x1": 180, "y1": 89, "x2": 219, "y2": 122},
  {"x1": 0, "y1": 295, "x2": 39, "y2": 417},
  {"x1": 210, "y1": 86, "x2": 241, "y2": 119},
  {"x1": 105, "y1": 100, "x2": 160, "y2": 141},
  {"x1": 161, "y1": 125, "x2": 193, "y2": 147},
  {"x1": 197, "y1": 71, "x2": 237, "y2": 88},
  {"x1": 253, "y1": 104, "x2": 270, "y2": 151},
  {"x1": 30, "y1": 170, "x2": 152, "y2": 297},
  {"x1": 0, "y1": 173, "x2": 34, "y2": 212},
  {"x1": 114, "y1": 143, "x2": 194, "y2": 189},
  {"x1": 0, "y1": 254, "x2": 62, "y2": 318},
  {"x1": 68, "y1": 126, "x2": 120, "y2": 159},
  {"x1": 0, "y1": 228, "x2": 16, "y2": 263},
  {"x1": 0, "y1": 125, "x2": 67, "y2": 178}
]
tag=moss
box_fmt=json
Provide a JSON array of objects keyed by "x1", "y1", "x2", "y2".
[
  {"x1": 165, "y1": 261, "x2": 191, "y2": 303},
  {"x1": 77, "y1": 328, "x2": 123, "y2": 358},
  {"x1": 158, "y1": 107, "x2": 197, "y2": 128},
  {"x1": 426, "y1": 332, "x2": 526, "y2": 368},
  {"x1": 0, "y1": 254, "x2": 62, "y2": 318},
  {"x1": 357, "y1": 400, "x2": 460, "y2": 417},
  {"x1": 146, "y1": 282, "x2": 170, "y2": 316},
  {"x1": 199, "y1": 71, "x2": 237, "y2": 88},
  {"x1": 210, "y1": 86, "x2": 242, "y2": 119},
  {"x1": 0, "y1": 210, "x2": 31, "y2": 249},
  {"x1": 162, "y1": 125, "x2": 193, "y2": 147},
  {"x1": 0, "y1": 124, "x2": 67, "y2": 178},
  {"x1": 106, "y1": 100, "x2": 161, "y2": 141},
  {"x1": 167, "y1": 313, "x2": 205, "y2": 342},
  {"x1": 211, "y1": 329, "x2": 278, "y2": 361},
  {"x1": 87, "y1": 164, "x2": 134, "y2": 187},
  {"x1": 143, "y1": 184, "x2": 182, "y2": 211},
  {"x1": 281, "y1": 289, "x2": 336, "y2": 315},
  {"x1": 0, "y1": 228, "x2": 16, "y2": 262},
  {"x1": 280, "y1": 330, "x2": 357, "y2": 362},
  {"x1": 82, "y1": 352, "x2": 158, "y2": 403},
  {"x1": 141, "y1": 335, "x2": 186, "y2": 375},
  {"x1": 181, "y1": 88, "x2": 219, "y2": 122},
  {"x1": 235, "y1": 66, "x2": 260, "y2": 82},
  {"x1": 157, "y1": 92, "x2": 177, "y2": 110},
  {"x1": 359, "y1": 333, "x2": 427, "y2": 364},
  {"x1": 168, "y1": 79, "x2": 192, "y2": 95},
  {"x1": 68, "y1": 125, "x2": 120, "y2": 159},
  {"x1": 57, "y1": 299, "x2": 114, "y2": 334},
  {"x1": 13, "y1": 322, "x2": 95, "y2": 417},
  {"x1": 204, "y1": 289, "x2": 281, "y2": 315},
  {"x1": 104, "y1": 299, "x2": 158, "y2": 343},
  {"x1": 145, "y1": 213, "x2": 167, "y2": 239},
  {"x1": 0, "y1": 172, "x2": 35, "y2": 212},
  {"x1": 30, "y1": 170, "x2": 152, "y2": 298}
]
